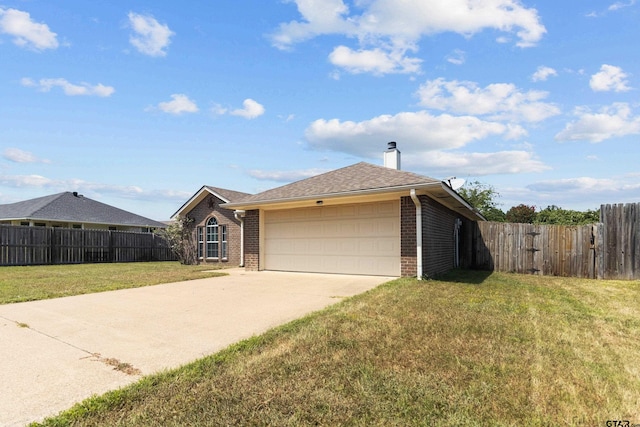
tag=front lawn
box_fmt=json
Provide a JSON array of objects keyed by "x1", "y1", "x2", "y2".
[
  {"x1": 33, "y1": 271, "x2": 640, "y2": 426},
  {"x1": 0, "y1": 262, "x2": 227, "y2": 304}
]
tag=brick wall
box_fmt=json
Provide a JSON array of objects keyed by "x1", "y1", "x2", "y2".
[
  {"x1": 402, "y1": 195, "x2": 474, "y2": 278},
  {"x1": 185, "y1": 195, "x2": 242, "y2": 266},
  {"x1": 243, "y1": 209, "x2": 260, "y2": 271},
  {"x1": 421, "y1": 195, "x2": 458, "y2": 277},
  {"x1": 400, "y1": 196, "x2": 417, "y2": 277}
]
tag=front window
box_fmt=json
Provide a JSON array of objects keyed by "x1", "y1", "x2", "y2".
[{"x1": 205, "y1": 217, "x2": 227, "y2": 259}]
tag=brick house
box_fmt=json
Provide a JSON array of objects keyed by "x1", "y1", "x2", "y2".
[
  {"x1": 172, "y1": 186, "x2": 251, "y2": 267},
  {"x1": 219, "y1": 144, "x2": 485, "y2": 278}
]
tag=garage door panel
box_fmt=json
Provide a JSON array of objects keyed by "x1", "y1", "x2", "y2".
[{"x1": 264, "y1": 201, "x2": 400, "y2": 276}]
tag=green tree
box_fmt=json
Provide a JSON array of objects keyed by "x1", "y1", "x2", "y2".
[
  {"x1": 457, "y1": 180, "x2": 505, "y2": 221},
  {"x1": 535, "y1": 205, "x2": 600, "y2": 225},
  {"x1": 506, "y1": 204, "x2": 537, "y2": 223},
  {"x1": 157, "y1": 215, "x2": 198, "y2": 265}
]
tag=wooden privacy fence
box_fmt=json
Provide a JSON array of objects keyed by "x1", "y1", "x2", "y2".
[
  {"x1": 600, "y1": 203, "x2": 640, "y2": 280},
  {"x1": 0, "y1": 224, "x2": 176, "y2": 266},
  {"x1": 472, "y1": 202, "x2": 640, "y2": 280},
  {"x1": 472, "y1": 222, "x2": 598, "y2": 278}
]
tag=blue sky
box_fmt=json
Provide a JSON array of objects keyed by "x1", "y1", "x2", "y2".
[{"x1": 1, "y1": 0, "x2": 639, "y2": 220}]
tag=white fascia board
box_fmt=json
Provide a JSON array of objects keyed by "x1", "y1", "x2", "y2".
[
  {"x1": 171, "y1": 186, "x2": 230, "y2": 219},
  {"x1": 435, "y1": 182, "x2": 486, "y2": 221}
]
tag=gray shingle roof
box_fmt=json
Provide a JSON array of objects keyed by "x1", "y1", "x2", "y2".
[
  {"x1": 0, "y1": 192, "x2": 167, "y2": 228},
  {"x1": 203, "y1": 186, "x2": 252, "y2": 202},
  {"x1": 229, "y1": 162, "x2": 440, "y2": 204}
]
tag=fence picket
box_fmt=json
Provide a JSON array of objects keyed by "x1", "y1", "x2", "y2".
[{"x1": 0, "y1": 225, "x2": 176, "y2": 266}]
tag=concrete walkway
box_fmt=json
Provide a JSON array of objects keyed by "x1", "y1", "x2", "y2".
[{"x1": 0, "y1": 268, "x2": 393, "y2": 426}]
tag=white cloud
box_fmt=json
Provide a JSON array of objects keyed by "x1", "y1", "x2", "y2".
[
  {"x1": 555, "y1": 103, "x2": 640, "y2": 143},
  {"x1": 329, "y1": 45, "x2": 421, "y2": 75},
  {"x1": 128, "y1": 12, "x2": 174, "y2": 57},
  {"x1": 230, "y1": 99, "x2": 265, "y2": 119},
  {"x1": 0, "y1": 174, "x2": 53, "y2": 187},
  {"x1": 590, "y1": 64, "x2": 631, "y2": 92},
  {"x1": 271, "y1": 0, "x2": 545, "y2": 75},
  {"x1": 524, "y1": 175, "x2": 640, "y2": 208},
  {"x1": 416, "y1": 78, "x2": 560, "y2": 123},
  {"x1": 609, "y1": 0, "x2": 636, "y2": 11},
  {"x1": 529, "y1": 177, "x2": 617, "y2": 192},
  {"x1": 270, "y1": 0, "x2": 354, "y2": 49},
  {"x1": 0, "y1": 8, "x2": 58, "y2": 50},
  {"x1": 21, "y1": 77, "x2": 115, "y2": 97},
  {"x1": 156, "y1": 94, "x2": 199, "y2": 115},
  {"x1": 531, "y1": 66, "x2": 557, "y2": 82},
  {"x1": 2, "y1": 148, "x2": 50, "y2": 164},
  {"x1": 446, "y1": 49, "x2": 466, "y2": 65},
  {"x1": 405, "y1": 150, "x2": 549, "y2": 176},
  {"x1": 0, "y1": 173, "x2": 191, "y2": 202},
  {"x1": 305, "y1": 111, "x2": 514, "y2": 158},
  {"x1": 248, "y1": 168, "x2": 329, "y2": 182},
  {"x1": 211, "y1": 104, "x2": 228, "y2": 115}
]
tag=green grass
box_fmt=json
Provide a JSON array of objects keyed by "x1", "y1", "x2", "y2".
[
  {"x1": 31, "y1": 270, "x2": 640, "y2": 426},
  {"x1": 0, "y1": 262, "x2": 227, "y2": 304}
]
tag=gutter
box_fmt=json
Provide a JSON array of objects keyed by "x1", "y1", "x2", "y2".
[
  {"x1": 438, "y1": 182, "x2": 486, "y2": 221},
  {"x1": 234, "y1": 210, "x2": 246, "y2": 267},
  {"x1": 410, "y1": 189, "x2": 423, "y2": 280}
]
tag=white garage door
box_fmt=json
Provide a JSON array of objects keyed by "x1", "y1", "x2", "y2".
[{"x1": 264, "y1": 200, "x2": 400, "y2": 276}]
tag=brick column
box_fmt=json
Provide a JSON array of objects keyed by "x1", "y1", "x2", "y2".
[
  {"x1": 243, "y1": 209, "x2": 260, "y2": 271},
  {"x1": 400, "y1": 196, "x2": 417, "y2": 277}
]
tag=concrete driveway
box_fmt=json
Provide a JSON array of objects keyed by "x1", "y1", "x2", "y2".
[{"x1": 0, "y1": 268, "x2": 393, "y2": 426}]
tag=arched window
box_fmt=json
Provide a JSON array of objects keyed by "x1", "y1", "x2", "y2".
[{"x1": 205, "y1": 217, "x2": 227, "y2": 259}]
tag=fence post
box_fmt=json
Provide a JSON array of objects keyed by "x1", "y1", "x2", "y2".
[
  {"x1": 108, "y1": 230, "x2": 115, "y2": 263},
  {"x1": 594, "y1": 223, "x2": 604, "y2": 280},
  {"x1": 50, "y1": 227, "x2": 55, "y2": 265}
]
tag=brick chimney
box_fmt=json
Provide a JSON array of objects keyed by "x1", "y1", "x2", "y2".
[{"x1": 383, "y1": 141, "x2": 401, "y2": 170}]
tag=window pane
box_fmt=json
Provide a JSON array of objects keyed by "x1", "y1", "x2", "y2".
[
  {"x1": 221, "y1": 225, "x2": 228, "y2": 258},
  {"x1": 207, "y1": 242, "x2": 219, "y2": 258},
  {"x1": 206, "y1": 218, "x2": 220, "y2": 258}
]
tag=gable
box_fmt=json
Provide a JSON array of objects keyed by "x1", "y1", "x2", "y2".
[{"x1": 172, "y1": 186, "x2": 252, "y2": 219}]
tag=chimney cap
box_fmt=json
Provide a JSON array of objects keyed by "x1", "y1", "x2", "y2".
[{"x1": 387, "y1": 141, "x2": 397, "y2": 150}]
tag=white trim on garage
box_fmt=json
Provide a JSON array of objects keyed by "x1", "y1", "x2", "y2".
[{"x1": 263, "y1": 200, "x2": 400, "y2": 276}]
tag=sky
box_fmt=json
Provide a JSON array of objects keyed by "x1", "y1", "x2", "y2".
[{"x1": 1, "y1": 0, "x2": 639, "y2": 221}]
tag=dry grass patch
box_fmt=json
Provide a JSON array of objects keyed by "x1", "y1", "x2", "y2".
[
  {"x1": 33, "y1": 271, "x2": 640, "y2": 426},
  {"x1": 0, "y1": 262, "x2": 228, "y2": 304}
]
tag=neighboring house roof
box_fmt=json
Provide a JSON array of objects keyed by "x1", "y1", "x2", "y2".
[
  {"x1": 223, "y1": 162, "x2": 484, "y2": 221},
  {"x1": 0, "y1": 192, "x2": 167, "y2": 228},
  {"x1": 171, "y1": 185, "x2": 252, "y2": 219}
]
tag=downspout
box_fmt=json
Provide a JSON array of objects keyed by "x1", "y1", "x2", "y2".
[
  {"x1": 234, "y1": 210, "x2": 246, "y2": 267},
  {"x1": 410, "y1": 189, "x2": 423, "y2": 280},
  {"x1": 454, "y1": 218, "x2": 462, "y2": 268}
]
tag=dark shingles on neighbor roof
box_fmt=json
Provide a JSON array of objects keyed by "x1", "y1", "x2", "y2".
[
  {"x1": 0, "y1": 192, "x2": 167, "y2": 228},
  {"x1": 231, "y1": 162, "x2": 440, "y2": 204}
]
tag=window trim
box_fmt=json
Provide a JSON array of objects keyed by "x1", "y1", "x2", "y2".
[
  {"x1": 197, "y1": 226, "x2": 204, "y2": 259},
  {"x1": 204, "y1": 217, "x2": 228, "y2": 260}
]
